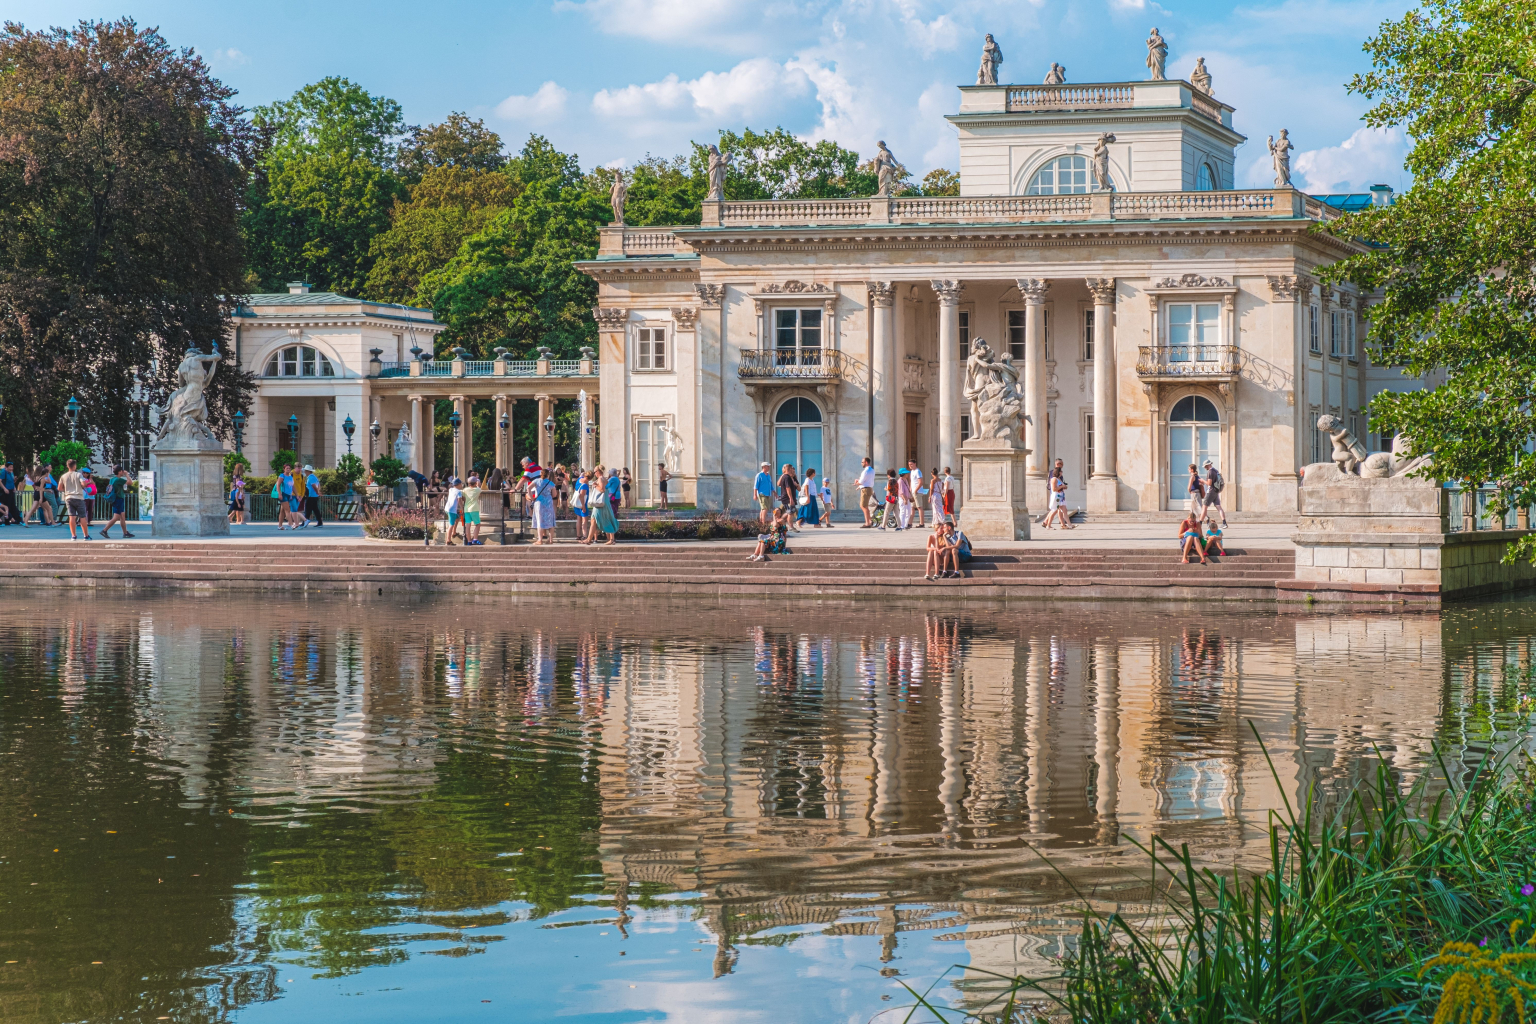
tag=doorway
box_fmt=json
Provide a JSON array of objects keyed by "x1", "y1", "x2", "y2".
[
  {"x1": 905, "y1": 412, "x2": 920, "y2": 467},
  {"x1": 1168, "y1": 395, "x2": 1221, "y2": 505},
  {"x1": 773, "y1": 397, "x2": 823, "y2": 481}
]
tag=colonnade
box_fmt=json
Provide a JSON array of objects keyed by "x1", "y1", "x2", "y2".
[
  {"x1": 867, "y1": 277, "x2": 1120, "y2": 512},
  {"x1": 361, "y1": 391, "x2": 598, "y2": 480}
]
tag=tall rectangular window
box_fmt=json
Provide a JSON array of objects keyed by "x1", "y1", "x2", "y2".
[
  {"x1": 393, "y1": 333, "x2": 404, "y2": 362},
  {"x1": 1166, "y1": 303, "x2": 1219, "y2": 360},
  {"x1": 637, "y1": 327, "x2": 668, "y2": 370},
  {"x1": 773, "y1": 308, "x2": 823, "y2": 366},
  {"x1": 1330, "y1": 310, "x2": 1342, "y2": 357},
  {"x1": 1309, "y1": 306, "x2": 1321, "y2": 354},
  {"x1": 1311, "y1": 410, "x2": 1321, "y2": 463},
  {"x1": 1083, "y1": 309, "x2": 1095, "y2": 362},
  {"x1": 635, "y1": 419, "x2": 669, "y2": 504},
  {"x1": 1044, "y1": 308, "x2": 1052, "y2": 362},
  {"x1": 1084, "y1": 410, "x2": 1095, "y2": 478},
  {"x1": 1007, "y1": 310, "x2": 1025, "y2": 361},
  {"x1": 960, "y1": 415, "x2": 971, "y2": 444},
  {"x1": 1347, "y1": 313, "x2": 1356, "y2": 359},
  {"x1": 958, "y1": 310, "x2": 970, "y2": 349}
]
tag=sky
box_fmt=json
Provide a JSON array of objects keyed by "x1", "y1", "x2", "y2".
[{"x1": 8, "y1": 0, "x2": 1417, "y2": 193}]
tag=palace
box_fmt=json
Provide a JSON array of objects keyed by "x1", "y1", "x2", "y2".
[{"x1": 577, "y1": 52, "x2": 1407, "y2": 514}]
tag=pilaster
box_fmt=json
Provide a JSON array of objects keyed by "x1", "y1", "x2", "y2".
[
  {"x1": 1017, "y1": 278, "x2": 1051, "y2": 508},
  {"x1": 593, "y1": 306, "x2": 629, "y2": 471}
]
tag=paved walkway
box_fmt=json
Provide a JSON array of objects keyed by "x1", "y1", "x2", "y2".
[{"x1": 0, "y1": 517, "x2": 1295, "y2": 551}]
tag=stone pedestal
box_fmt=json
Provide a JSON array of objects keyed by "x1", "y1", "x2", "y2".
[
  {"x1": 694, "y1": 473, "x2": 724, "y2": 511},
  {"x1": 150, "y1": 442, "x2": 230, "y2": 537},
  {"x1": 1088, "y1": 476, "x2": 1119, "y2": 513},
  {"x1": 960, "y1": 439, "x2": 1031, "y2": 540}
]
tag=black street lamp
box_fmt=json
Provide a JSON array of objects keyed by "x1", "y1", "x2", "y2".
[
  {"x1": 288, "y1": 413, "x2": 300, "y2": 458},
  {"x1": 232, "y1": 409, "x2": 246, "y2": 454},
  {"x1": 499, "y1": 411, "x2": 509, "y2": 467},
  {"x1": 448, "y1": 408, "x2": 462, "y2": 478},
  {"x1": 543, "y1": 414, "x2": 555, "y2": 464},
  {"x1": 369, "y1": 419, "x2": 381, "y2": 459},
  {"x1": 342, "y1": 414, "x2": 356, "y2": 455},
  {"x1": 66, "y1": 395, "x2": 80, "y2": 442}
]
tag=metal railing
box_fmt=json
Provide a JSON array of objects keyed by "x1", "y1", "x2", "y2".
[
  {"x1": 1446, "y1": 485, "x2": 1531, "y2": 533},
  {"x1": 423, "y1": 360, "x2": 453, "y2": 376},
  {"x1": 1136, "y1": 345, "x2": 1241, "y2": 377},
  {"x1": 465, "y1": 360, "x2": 494, "y2": 375},
  {"x1": 738, "y1": 348, "x2": 847, "y2": 379},
  {"x1": 15, "y1": 491, "x2": 140, "y2": 522},
  {"x1": 549, "y1": 359, "x2": 583, "y2": 375}
]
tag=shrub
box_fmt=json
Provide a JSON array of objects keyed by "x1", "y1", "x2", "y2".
[
  {"x1": 361, "y1": 504, "x2": 426, "y2": 540},
  {"x1": 223, "y1": 451, "x2": 251, "y2": 476},
  {"x1": 335, "y1": 453, "x2": 366, "y2": 485},
  {"x1": 370, "y1": 456, "x2": 407, "y2": 488},
  {"x1": 39, "y1": 440, "x2": 92, "y2": 473},
  {"x1": 269, "y1": 449, "x2": 297, "y2": 475}
]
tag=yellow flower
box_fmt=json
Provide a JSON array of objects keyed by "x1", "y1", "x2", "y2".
[{"x1": 1423, "y1": 941, "x2": 1536, "y2": 1024}]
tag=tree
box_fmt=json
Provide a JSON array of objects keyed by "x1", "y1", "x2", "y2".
[
  {"x1": 921, "y1": 168, "x2": 960, "y2": 196},
  {"x1": 397, "y1": 113, "x2": 505, "y2": 182},
  {"x1": 588, "y1": 155, "x2": 705, "y2": 226},
  {"x1": 0, "y1": 19, "x2": 256, "y2": 463},
  {"x1": 252, "y1": 76, "x2": 404, "y2": 167},
  {"x1": 703, "y1": 127, "x2": 876, "y2": 199},
  {"x1": 364, "y1": 165, "x2": 516, "y2": 304},
  {"x1": 1322, "y1": 0, "x2": 1536, "y2": 559}
]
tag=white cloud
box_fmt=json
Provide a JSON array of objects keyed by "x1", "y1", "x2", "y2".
[
  {"x1": 495, "y1": 81, "x2": 570, "y2": 123},
  {"x1": 208, "y1": 47, "x2": 249, "y2": 66},
  {"x1": 1291, "y1": 126, "x2": 1407, "y2": 193},
  {"x1": 556, "y1": 0, "x2": 816, "y2": 51},
  {"x1": 591, "y1": 58, "x2": 812, "y2": 128}
]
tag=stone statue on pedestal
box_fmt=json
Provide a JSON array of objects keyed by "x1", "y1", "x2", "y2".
[
  {"x1": 1092, "y1": 133, "x2": 1116, "y2": 191},
  {"x1": 1044, "y1": 62, "x2": 1066, "y2": 85},
  {"x1": 661, "y1": 425, "x2": 684, "y2": 473},
  {"x1": 1191, "y1": 57, "x2": 1213, "y2": 95},
  {"x1": 150, "y1": 343, "x2": 229, "y2": 537},
  {"x1": 959, "y1": 337, "x2": 1031, "y2": 540},
  {"x1": 1146, "y1": 28, "x2": 1168, "y2": 80},
  {"x1": 153, "y1": 344, "x2": 223, "y2": 448},
  {"x1": 609, "y1": 170, "x2": 626, "y2": 225},
  {"x1": 1268, "y1": 129, "x2": 1294, "y2": 187},
  {"x1": 976, "y1": 34, "x2": 1003, "y2": 86},
  {"x1": 873, "y1": 141, "x2": 905, "y2": 198},
  {"x1": 706, "y1": 145, "x2": 731, "y2": 202},
  {"x1": 963, "y1": 338, "x2": 1024, "y2": 444},
  {"x1": 393, "y1": 424, "x2": 414, "y2": 466}
]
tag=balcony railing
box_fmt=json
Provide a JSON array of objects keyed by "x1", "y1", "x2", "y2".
[
  {"x1": 369, "y1": 358, "x2": 598, "y2": 379},
  {"x1": 738, "y1": 348, "x2": 847, "y2": 380},
  {"x1": 1006, "y1": 83, "x2": 1134, "y2": 113},
  {"x1": 1136, "y1": 345, "x2": 1241, "y2": 378}
]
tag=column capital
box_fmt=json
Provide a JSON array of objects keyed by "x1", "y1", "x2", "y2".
[
  {"x1": 492, "y1": 393, "x2": 510, "y2": 403},
  {"x1": 671, "y1": 306, "x2": 700, "y2": 329},
  {"x1": 930, "y1": 279, "x2": 965, "y2": 305},
  {"x1": 867, "y1": 281, "x2": 895, "y2": 308},
  {"x1": 449, "y1": 393, "x2": 467, "y2": 403},
  {"x1": 1016, "y1": 278, "x2": 1050, "y2": 304},
  {"x1": 407, "y1": 393, "x2": 425, "y2": 403},
  {"x1": 592, "y1": 306, "x2": 629, "y2": 331},
  {"x1": 695, "y1": 284, "x2": 724, "y2": 309},
  {"x1": 534, "y1": 393, "x2": 552, "y2": 403},
  {"x1": 1085, "y1": 277, "x2": 1117, "y2": 304},
  {"x1": 1265, "y1": 274, "x2": 1303, "y2": 301}
]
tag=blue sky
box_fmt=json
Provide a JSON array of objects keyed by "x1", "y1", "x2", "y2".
[{"x1": 9, "y1": 0, "x2": 1415, "y2": 192}]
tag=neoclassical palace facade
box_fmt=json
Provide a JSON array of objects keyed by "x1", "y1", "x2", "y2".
[{"x1": 579, "y1": 74, "x2": 1403, "y2": 513}]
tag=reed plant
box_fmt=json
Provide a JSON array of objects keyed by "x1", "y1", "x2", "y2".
[{"x1": 897, "y1": 733, "x2": 1536, "y2": 1024}]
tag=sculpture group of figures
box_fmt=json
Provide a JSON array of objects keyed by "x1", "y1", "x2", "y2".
[
  {"x1": 963, "y1": 338, "x2": 1025, "y2": 444},
  {"x1": 1317, "y1": 414, "x2": 1430, "y2": 480},
  {"x1": 154, "y1": 344, "x2": 224, "y2": 448}
]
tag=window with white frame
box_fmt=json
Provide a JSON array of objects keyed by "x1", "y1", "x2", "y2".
[
  {"x1": 1330, "y1": 310, "x2": 1342, "y2": 357},
  {"x1": 773, "y1": 307, "x2": 823, "y2": 367},
  {"x1": 1166, "y1": 303, "x2": 1220, "y2": 361},
  {"x1": 393, "y1": 333, "x2": 404, "y2": 362},
  {"x1": 958, "y1": 310, "x2": 970, "y2": 349},
  {"x1": 1084, "y1": 410, "x2": 1095, "y2": 478},
  {"x1": 1311, "y1": 409, "x2": 1321, "y2": 463},
  {"x1": 636, "y1": 326, "x2": 668, "y2": 370},
  {"x1": 264, "y1": 345, "x2": 335, "y2": 377},
  {"x1": 1309, "y1": 305, "x2": 1321, "y2": 354},
  {"x1": 1347, "y1": 312, "x2": 1357, "y2": 359},
  {"x1": 1007, "y1": 310, "x2": 1025, "y2": 361},
  {"x1": 1025, "y1": 155, "x2": 1091, "y2": 195},
  {"x1": 1083, "y1": 309, "x2": 1095, "y2": 361}
]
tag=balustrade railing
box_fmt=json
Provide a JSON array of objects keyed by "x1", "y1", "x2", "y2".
[
  {"x1": 890, "y1": 194, "x2": 1092, "y2": 221},
  {"x1": 738, "y1": 348, "x2": 847, "y2": 379},
  {"x1": 1112, "y1": 191, "x2": 1278, "y2": 216},
  {"x1": 720, "y1": 200, "x2": 872, "y2": 226},
  {"x1": 622, "y1": 229, "x2": 683, "y2": 255},
  {"x1": 378, "y1": 361, "x2": 410, "y2": 378},
  {"x1": 1136, "y1": 345, "x2": 1241, "y2": 377},
  {"x1": 1006, "y1": 84, "x2": 1134, "y2": 111}
]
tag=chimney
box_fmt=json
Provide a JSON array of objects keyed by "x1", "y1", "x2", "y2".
[
  {"x1": 287, "y1": 281, "x2": 312, "y2": 294},
  {"x1": 1369, "y1": 184, "x2": 1393, "y2": 207}
]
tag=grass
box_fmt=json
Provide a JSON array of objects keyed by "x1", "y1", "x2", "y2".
[{"x1": 895, "y1": 728, "x2": 1536, "y2": 1024}]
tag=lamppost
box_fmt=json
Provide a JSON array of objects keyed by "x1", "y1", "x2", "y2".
[
  {"x1": 342, "y1": 414, "x2": 356, "y2": 455},
  {"x1": 448, "y1": 407, "x2": 462, "y2": 479},
  {"x1": 288, "y1": 414, "x2": 300, "y2": 461},
  {"x1": 232, "y1": 409, "x2": 246, "y2": 455},
  {"x1": 66, "y1": 395, "x2": 80, "y2": 442},
  {"x1": 499, "y1": 411, "x2": 509, "y2": 469},
  {"x1": 369, "y1": 418, "x2": 381, "y2": 460},
  {"x1": 543, "y1": 414, "x2": 555, "y2": 467}
]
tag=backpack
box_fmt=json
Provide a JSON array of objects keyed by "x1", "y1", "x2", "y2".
[{"x1": 1209, "y1": 470, "x2": 1225, "y2": 494}]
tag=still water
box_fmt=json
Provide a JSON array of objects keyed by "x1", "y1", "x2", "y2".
[{"x1": 2, "y1": 594, "x2": 1534, "y2": 1024}]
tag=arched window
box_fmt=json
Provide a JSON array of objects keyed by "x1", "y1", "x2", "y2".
[
  {"x1": 1196, "y1": 163, "x2": 1217, "y2": 191},
  {"x1": 264, "y1": 345, "x2": 336, "y2": 377},
  {"x1": 1168, "y1": 396, "x2": 1221, "y2": 504},
  {"x1": 1026, "y1": 155, "x2": 1091, "y2": 195},
  {"x1": 774, "y1": 398, "x2": 823, "y2": 482}
]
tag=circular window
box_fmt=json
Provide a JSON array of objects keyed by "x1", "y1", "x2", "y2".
[{"x1": 1026, "y1": 155, "x2": 1092, "y2": 195}]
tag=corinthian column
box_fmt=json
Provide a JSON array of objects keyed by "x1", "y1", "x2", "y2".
[
  {"x1": 1087, "y1": 277, "x2": 1119, "y2": 512},
  {"x1": 408, "y1": 394, "x2": 424, "y2": 474},
  {"x1": 868, "y1": 282, "x2": 896, "y2": 470},
  {"x1": 931, "y1": 280, "x2": 964, "y2": 476},
  {"x1": 1017, "y1": 279, "x2": 1050, "y2": 507}
]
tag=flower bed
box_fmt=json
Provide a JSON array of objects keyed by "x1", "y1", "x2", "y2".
[
  {"x1": 360, "y1": 505, "x2": 427, "y2": 541},
  {"x1": 615, "y1": 512, "x2": 757, "y2": 541}
]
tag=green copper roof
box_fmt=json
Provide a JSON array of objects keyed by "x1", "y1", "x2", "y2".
[{"x1": 241, "y1": 291, "x2": 434, "y2": 312}]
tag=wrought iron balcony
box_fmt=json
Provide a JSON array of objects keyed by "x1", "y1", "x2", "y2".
[
  {"x1": 1135, "y1": 345, "x2": 1241, "y2": 380},
  {"x1": 738, "y1": 348, "x2": 847, "y2": 380}
]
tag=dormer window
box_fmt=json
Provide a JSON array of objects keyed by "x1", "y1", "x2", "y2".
[
  {"x1": 265, "y1": 345, "x2": 335, "y2": 377},
  {"x1": 1026, "y1": 155, "x2": 1091, "y2": 195},
  {"x1": 1196, "y1": 163, "x2": 1217, "y2": 191}
]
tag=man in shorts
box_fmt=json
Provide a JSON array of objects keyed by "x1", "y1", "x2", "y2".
[
  {"x1": 99, "y1": 465, "x2": 135, "y2": 538},
  {"x1": 1201, "y1": 459, "x2": 1228, "y2": 527},
  {"x1": 58, "y1": 459, "x2": 91, "y2": 541},
  {"x1": 754, "y1": 462, "x2": 774, "y2": 525},
  {"x1": 302, "y1": 465, "x2": 324, "y2": 527},
  {"x1": 857, "y1": 457, "x2": 875, "y2": 527},
  {"x1": 908, "y1": 460, "x2": 926, "y2": 528}
]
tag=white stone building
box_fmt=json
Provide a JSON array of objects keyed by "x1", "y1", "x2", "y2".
[{"x1": 578, "y1": 65, "x2": 1402, "y2": 513}]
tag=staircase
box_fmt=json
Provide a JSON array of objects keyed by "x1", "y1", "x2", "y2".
[{"x1": 0, "y1": 542, "x2": 1295, "y2": 601}]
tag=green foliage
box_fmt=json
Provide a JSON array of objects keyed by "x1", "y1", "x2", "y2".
[
  {"x1": 1321, "y1": 0, "x2": 1536, "y2": 562},
  {"x1": 39, "y1": 440, "x2": 93, "y2": 473},
  {"x1": 369, "y1": 456, "x2": 407, "y2": 488},
  {"x1": 252, "y1": 76, "x2": 405, "y2": 167},
  {"x1": 335, "y1": 453, "x2": 366, "y2": 484},
  {"x1": 0, "y1": 19, "x2": 256, "y2": 462},
  {"x1": 363, "y1": 166, "x2": 517, "y2": 303},
  {"x1": 703, "y1": 127, "x2": 880, "y2": 199},
  {"x1": 397, "y1": 113, "x2": 505, "y2": 182},
  {"x1": 223, "y1": 451, "x2": 251, "y2": 476},
  {"x1": 921, "y1": 168, "x2": 960, "y2": 196},
  {"x1": 269, "y1": 449, "x2": 297, "y2": 475},
  {"x1": 589, "y1": 155, "x2": 706, "y2": 226}
]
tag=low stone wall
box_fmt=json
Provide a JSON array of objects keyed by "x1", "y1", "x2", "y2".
[{"x1": 1442, "y1": 531, "x2": 1536, "y2": 596}]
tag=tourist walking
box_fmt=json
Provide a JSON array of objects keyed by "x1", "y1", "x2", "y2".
[
  {"x1": 529, "y1": 466, "x2": 558, "y2": 545},
  {"x1": 0, "y1": 460, "x2": 18, "y2": 526},
  {"x1": 1201, "y1": 459, "x2": 1229, "y2": 526},
  {"x1": 799, "y1": 468, "x2": 820, "y2": 527},
  {"x1": 302, "y1": 465, "x2": 325, "y2": 527},
  {"x1": 941, "y1": 467, "x2": 956, "y2": 523},
  {"x1": 590, "y1": 471, "x2": 620, "y2": 544},
  {"x1": 857, "y1": 457, "x2": 875, "y2": 528},
  {"x1": 1042, "y1": 465, "x2": 1074, "y2": 529},
  {"x1": 897, "y1": 468, "x2": 915, "y2": 529},
  {"x1": 443, "y1": 476, "x2": 464, "y2": 545},
  {"x1": 277, "y1": 464, "x2": 301, "y2": 529},
  {"x1": 778, "y1": 463, "x2": 802, "y2": 531},
  {"x1": 604, "y1": 466, "x2": 622, "y2": 518},
  {"x1": 228, "y1": 464, "x2": 246, "y2": 525},
  {"x1": 819, "y1": 474, "x2": 835, "y2": 527},
  {"x1": 42, "y1": 466, "x2": 60, "y2": 526},
  {"x1": 463, "y1": 475, "x2": 486, "y2": 545},
  {"x1": 879, "y1": 468, "x2": 899, "y2": 531},
  {"x1": 571, "y1": 471, "x2": 592, "y2": 542},
  {"x1": 99, "y1": 466, "x2": 134, "y2": 538},
  {"x1": 754, "y1": 462, "x2": 774, "y2": 525},
  {"x1": 657, "y1": 464, "x2": 671, "y2": 510},
  {"x1": 58, "y1": 459, "x2": 90, "y2": 541},
  {"x1": 26, "y1": 467, "x2": 53, "y2": 525},
  {"x1": 909, "y1": 461, "x2": 926, "y2": 528},
  {"x1": 1186, "y1": 464, "x2": 1206, "y2": 515}
]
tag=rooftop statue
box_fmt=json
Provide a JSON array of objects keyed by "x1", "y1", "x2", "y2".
[
  {"x1": 1191, "y1": 57, "x2": 1213, "y2": 95},
  {"x1": 964, "y1": 337, "x2": 1024, "y2": 445},
  {"x1": 1146, "y1": 27, "x2": 1167, "y2": 80},
  {"x1": 1092, "y1": 133, "x2": 1117, "y2": 191},
  {"x1": 1268, "y1": 129, "x2": 1294, "y2": 187},
  {"x1": 706, "y1": 144, "x2": 731, "y2": 202},
  {"x1": 976, "y1": 33, "x2": 1003, "y2": 86},
  {"x1": 609, "y1": 170, "x2": 626, "y2": 226},
  {"x1": 1044, "y1": 62, "x2": 1066, "y2": 85},
  {"x1": 153, "y1": 344, "x2": 223, "y2": 448},
  {"x1": 873, "y1": 141, "x2": 905, "y2": 198}
]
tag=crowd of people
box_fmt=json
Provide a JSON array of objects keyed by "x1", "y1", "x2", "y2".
[
  {"x1": 417, "y1": 457, "x2": 630, "y2": 547},
  {"x1": 0, "y1": 458, "x2": 135, "y2": 539}
]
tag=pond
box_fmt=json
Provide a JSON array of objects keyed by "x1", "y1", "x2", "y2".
[{"x1": 1, "y1": 594, "x2": 1532, "y2": 1023}]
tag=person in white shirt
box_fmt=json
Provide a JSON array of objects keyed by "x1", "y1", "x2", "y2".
[
  {"x1": 443, "y1": 478, "x2": 464, "y2": 545},
  {"x1": 941, "y1": 468, "x2": 956, "y2": 523},
  {"x1": 856, "y1": 457, "x2": 876, "y2": 528},
  {"x1": 819, "y1": 476, "x2": 835, "y2": 527},
  {"x1": 908, "y1": 461, "x2": 926, "y2": 528}
]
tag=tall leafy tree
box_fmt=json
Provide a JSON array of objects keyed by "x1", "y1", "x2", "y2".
[
  {"x1": 397, "y1": 112, "x2": 505, "y2": 182},
  {"x1": 0, "y1": 18, "x2": 256, "y2": 461},
  {"x1": 364, "y1": 166, "x2": 517, "y2": 304},
  {"x1": 588, "y1": 154, "x2": 706, "y2": 226},
  {"x1": 243, "y1": 77, "x2": 405, "y2": 294},
  {"x1": 1322, "y1": 0, "x2": 1536, "y2": 558}
]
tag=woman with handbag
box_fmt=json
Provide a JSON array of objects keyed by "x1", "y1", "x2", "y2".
[{"x1": 798, "y1": 468, "x2": 820, "y2": 527}]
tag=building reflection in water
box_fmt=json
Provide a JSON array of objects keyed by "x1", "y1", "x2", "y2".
[{"x1": 2, "y1": 597, "x2": 1534, "y2": 1023}]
